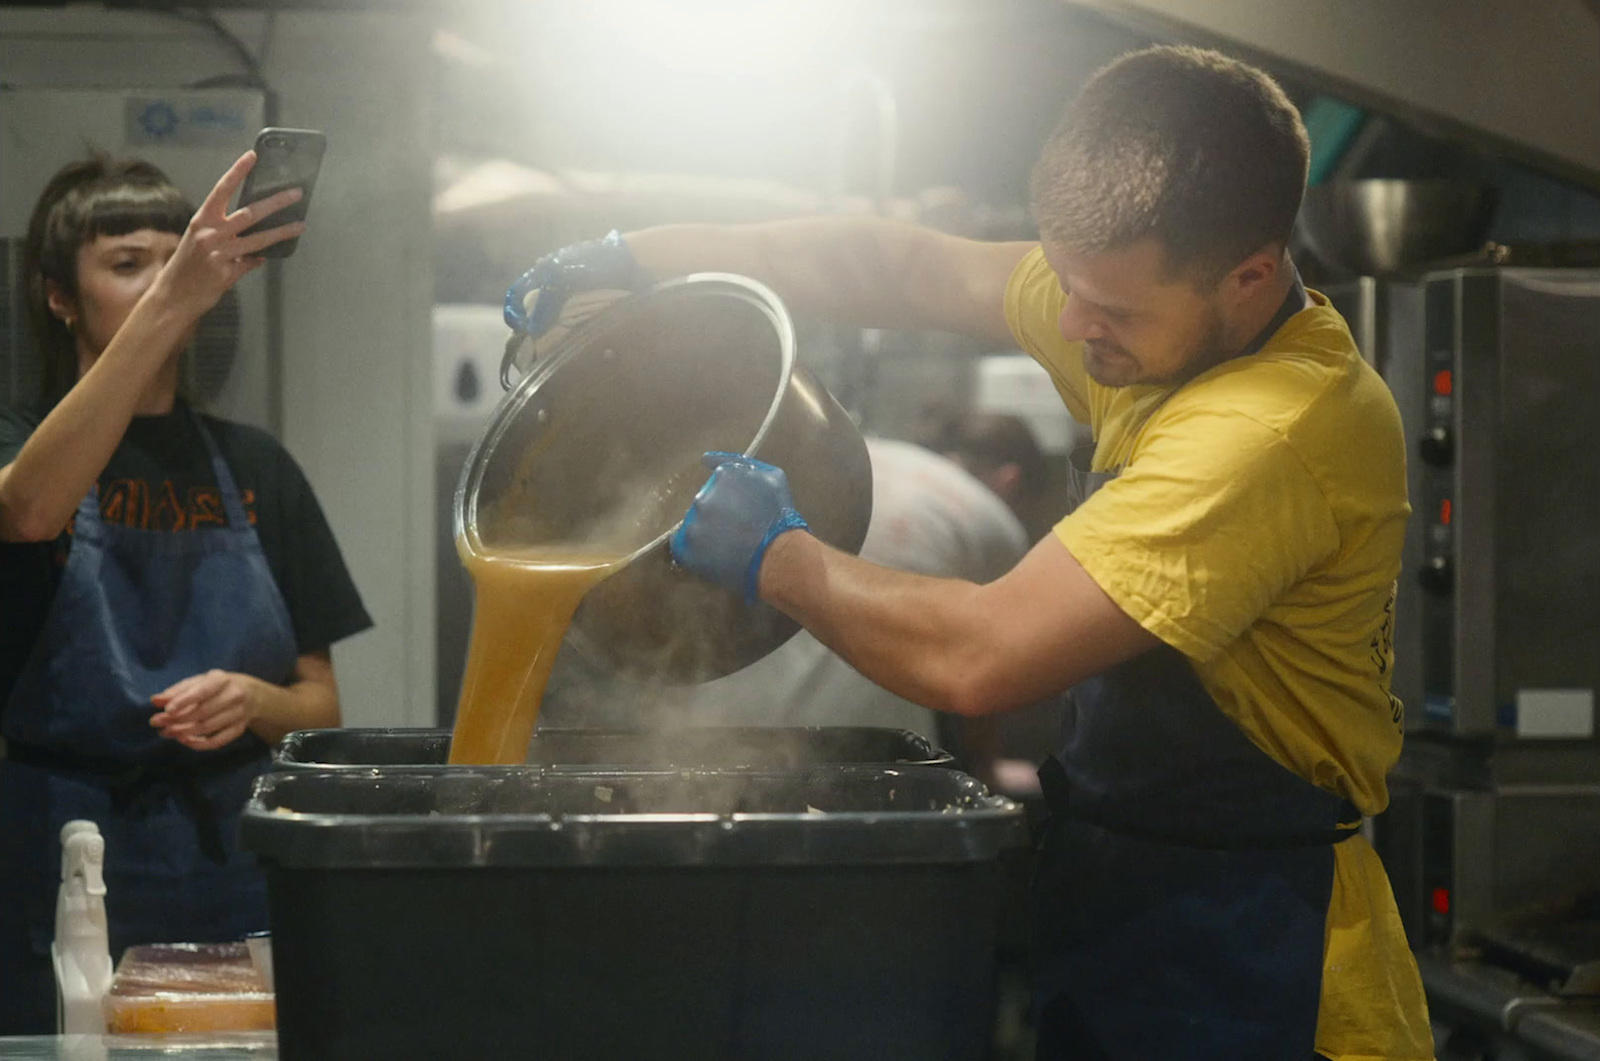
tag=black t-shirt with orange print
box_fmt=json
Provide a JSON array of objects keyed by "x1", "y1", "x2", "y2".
[{"x1": 0, "y1": 400, "x2": 372, "y2": 707}]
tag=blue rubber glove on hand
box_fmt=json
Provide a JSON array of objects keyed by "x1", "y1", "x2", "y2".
[
  {"x1": 671, "y1": 453, "x2": 809, "y2": 604},
  {"x1": 504, "y1": 230, "x2": 645, "y2": 337}
]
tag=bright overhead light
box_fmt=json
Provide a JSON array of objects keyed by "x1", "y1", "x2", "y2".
[{"x1": 585, "y1": 0, "x2": 856, "y2": 78}]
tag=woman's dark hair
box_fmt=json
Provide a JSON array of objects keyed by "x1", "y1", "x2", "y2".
[{"x1": 22, "y1": 155, "x2": 193, "y2": 402}]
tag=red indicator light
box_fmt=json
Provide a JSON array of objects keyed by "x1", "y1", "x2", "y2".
[
  {"x1": 1433, "y1": 369, "x2": 1453, "y2": 397},
  {"x1": 1431, "y1": 887, "x2": 1451, "y2": 915},
  {"x1": 1440, "y1": 499, "x2": 1452, "y2": 526}
]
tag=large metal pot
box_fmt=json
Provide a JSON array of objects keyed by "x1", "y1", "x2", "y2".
[
  {"x1": 455, "y1": 273, "x2": 872, "y2": 683},
  {"x1": 1298, "y1": 179, "x2": 1497, "y2": 276}
]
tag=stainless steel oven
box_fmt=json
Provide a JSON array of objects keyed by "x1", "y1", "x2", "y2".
[
  {"x1": 1380, "y1": 735, "x2": 1600, "y2": 950},
  {"x1": 1382, "y1": 268, "x2": 1600, "y2": 740},
  {"x1": 1369, "y1": 266, "x2": 1600, "y2": 976}
]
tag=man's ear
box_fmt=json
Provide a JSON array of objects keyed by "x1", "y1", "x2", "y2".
[{"x1": 1222, "y1": 245, "x2": 1286, "y2": 306}]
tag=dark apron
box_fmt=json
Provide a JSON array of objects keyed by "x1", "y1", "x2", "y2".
[
  {"x1": 0, "y1": 410, "x2": 297, "y2": 1034},
  {"x1": 1032, "y1": 272, "x2": 1358, "y2": 1061}
]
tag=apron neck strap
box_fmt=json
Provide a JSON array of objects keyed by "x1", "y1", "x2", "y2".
[
  {"x1": 1237, "y1": 265, "x2": 1306, "y2": 360},
  {"x1": 186, "y1": 406, "x2": 251, "y2": 530}
]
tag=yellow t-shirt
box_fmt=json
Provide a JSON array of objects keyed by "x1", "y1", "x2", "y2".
[{"x1": 1005, "y1": 247, "x2": 1433, "y2": 1061}]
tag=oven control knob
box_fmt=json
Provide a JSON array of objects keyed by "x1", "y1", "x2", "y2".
[
  {"x1": 1419, "y1": 426, "x2": 1454, "y2": 466},
  {"x1": 1419, "y1": 555, "x2": 1453, "y2": 594}
]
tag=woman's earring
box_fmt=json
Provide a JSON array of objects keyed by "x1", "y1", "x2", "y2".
[{"x1": 63, "y1": 317, "x2": 76, "y2": 333}]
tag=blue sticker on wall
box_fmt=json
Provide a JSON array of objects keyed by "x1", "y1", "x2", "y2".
[
  {"x1": 127, "y1": 97, "x2": 250, "y2": 147},
  {"x1": 137, "y1": 101, "x2": 181, "y2": 140}
]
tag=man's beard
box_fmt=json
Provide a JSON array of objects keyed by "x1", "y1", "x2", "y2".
[{"x1": 1081, "y1": 307, "x2": 1230, "y2": 388}]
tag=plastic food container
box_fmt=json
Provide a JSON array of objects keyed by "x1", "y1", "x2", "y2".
[
  {"x1": 102, "y1": 942, "x2": 274, "y2": 1034},
  {"x1": 241, "y1": 765, "x2": 1025, "y2": 1061},
  {"x1": 272, "y1": 725, "x2": 956, "y2": 771}
]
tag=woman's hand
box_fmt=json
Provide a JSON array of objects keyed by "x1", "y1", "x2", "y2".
[
  {"x1": 149, "y1": 669, "x2": 263, "y2": 751},
  {"x1": 151, "y1": 151, "x2": 305, "y2": 319}
]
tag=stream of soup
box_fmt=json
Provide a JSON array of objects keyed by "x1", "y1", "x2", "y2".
[{"x1": 448, "y1": 543, "x2": 623, "y2": 765}]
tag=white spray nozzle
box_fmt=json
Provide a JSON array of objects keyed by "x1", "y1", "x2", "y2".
[
  {"x1": 60, "y1": 822, "x2": 106, "y2": 896},
  {"x1": 54, "y1": 820, "x2": 111, "y2": 1036}
]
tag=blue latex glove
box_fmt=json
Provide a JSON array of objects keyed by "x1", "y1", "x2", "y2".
[
  {"x1": 671, "y1": 452, "x2": 810, "y2": 604},
  {"x1": 503, "y1": 230, "x2": 645, "y2": 337}
]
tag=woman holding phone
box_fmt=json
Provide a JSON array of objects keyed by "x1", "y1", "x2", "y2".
[{"x1": 0, "y1": 151, "x2": 371, "y2": 1032}]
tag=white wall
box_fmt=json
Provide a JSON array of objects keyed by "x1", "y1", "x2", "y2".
[
  {"x1": 1070, "y1": 0, "x2": 1600, "y2": 188},
  {"x1": 0, "y1": 7, "x2": 437, "y2": 728},
  {"x1": 264, "y1": 13, "x2": 437, "y2": 728}
]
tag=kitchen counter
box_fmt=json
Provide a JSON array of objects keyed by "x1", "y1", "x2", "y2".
[{"x1": 0, "y1": 1035, "x2": 275, "y2": 1059}]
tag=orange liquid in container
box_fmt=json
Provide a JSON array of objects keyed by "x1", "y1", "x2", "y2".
[{"x1": 449, "y1": 543, "x2": 621, "y2": 765}]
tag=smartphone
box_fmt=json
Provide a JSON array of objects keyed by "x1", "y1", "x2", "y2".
[{"x1": 236, "y1": 128, "x2": 326, "y2": 259}]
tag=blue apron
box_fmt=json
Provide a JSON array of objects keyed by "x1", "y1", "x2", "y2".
[
  {"x1": 1032, "y1": 274, "x2": 1359, "y2": 1061},
  {"x1": 0, "y1": 409, "x2": 297, "y2": 1034}
]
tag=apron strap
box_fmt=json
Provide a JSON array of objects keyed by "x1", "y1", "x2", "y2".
[
  {"x1": 1237, "y1": 266, "x2": 1307, "y2": 360},
  {"x1": 1037, "y1": 754, "x2": 1360, "y2": 851},
  {"x1": 186, "y1": 407, "x2": 252, "y2": 530}
]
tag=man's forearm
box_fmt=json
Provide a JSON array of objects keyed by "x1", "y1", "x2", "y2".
[
  {"x1": 756, "y1": 529, "x2": 1161, "y2": 719},
  {"x1": 624, "y1": 219, "x2": 1028, "y2": 342},
  {"x1": 757, "y1": 530, "x2": 1005, "y2": 716}
]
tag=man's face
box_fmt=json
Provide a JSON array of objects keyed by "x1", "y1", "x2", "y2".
[{"x1": 1041, "y1": 237, "x2": 1229, "y2": 388}]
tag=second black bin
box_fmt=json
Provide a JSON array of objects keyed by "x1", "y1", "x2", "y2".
[
  {"x1": 243, "y1": 765, "x2": 1024, "y2": 1061},
  {"x1": 273, "y1": 724, "x2": 954, "y2": 771}
]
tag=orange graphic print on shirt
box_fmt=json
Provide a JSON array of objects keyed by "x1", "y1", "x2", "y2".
[{"x1": 71, "y1": 480, "x2": 258, "y2": 533}]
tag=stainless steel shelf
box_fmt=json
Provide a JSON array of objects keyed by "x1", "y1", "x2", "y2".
[
  {"x1": 0, "y1": 1034, "x2": 275, "y2": 1059},
  {"x1": 1520, "y1": 1008, "x2": 1600, "y2": 1061}
]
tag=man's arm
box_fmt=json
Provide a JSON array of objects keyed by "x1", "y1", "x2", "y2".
[
  {"x1": 624, "y1": 219, "x2": 1034, "y2": 346},
  {"x1": 757, "y1": 530, "x2": 1160, "y2": 717}
]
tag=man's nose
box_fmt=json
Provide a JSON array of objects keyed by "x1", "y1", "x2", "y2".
[{"x1": 1058, "y1": 297, "x2": 1105, "y2": 343}]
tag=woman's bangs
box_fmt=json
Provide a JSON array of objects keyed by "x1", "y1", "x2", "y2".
[{"x1": 82, "y1": 182, "x2": 192, "y2": 242}]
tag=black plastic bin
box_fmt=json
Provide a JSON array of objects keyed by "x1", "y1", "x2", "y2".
[
  {"x1": 242, "y1": 765, "x2": 1025, "y2": 1061},
  {"x1": 272, "y1": 724, "x2": 955, "y2": 770}
]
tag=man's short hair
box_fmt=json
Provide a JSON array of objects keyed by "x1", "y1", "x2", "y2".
[{"x1": 1029, "y1": 45, "x2": 1310, "y2": 284}]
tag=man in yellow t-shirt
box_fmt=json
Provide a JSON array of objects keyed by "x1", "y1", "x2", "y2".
[{"x1": 505, "y1": 45, "x2": 1432, "y2": 1061}]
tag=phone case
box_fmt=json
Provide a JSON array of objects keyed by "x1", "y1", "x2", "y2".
[{"x1": 237, "y1": 128, "x2": 326, "y2": 259}]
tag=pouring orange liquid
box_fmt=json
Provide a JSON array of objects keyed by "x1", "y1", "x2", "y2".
[{"x1": 448, "y1": 542, "x2": 623, "y2": 764}]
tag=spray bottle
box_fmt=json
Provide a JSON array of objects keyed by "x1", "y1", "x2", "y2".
[{"x1": 52, "y1": 820, "x2": 111, "y2": 1035}]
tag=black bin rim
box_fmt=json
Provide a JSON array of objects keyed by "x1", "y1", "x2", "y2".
[
  {"x1": 241, "y1": 764, "x2": 1026, "y2": 869},
  {"x1": 272, "y1": 725, "x2": 956, "y2": 770}
]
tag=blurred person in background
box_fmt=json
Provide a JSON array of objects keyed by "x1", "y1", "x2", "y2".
[
  {"x1": 919, "y1": 409, "x2": 1048, "y2": 532},
  {"x1": 0, "y1": 154, "x2": 371, "y2": 1033},
  {"x1": 505, "y1": 45, "x2": 1429, "y2": 1061}
]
